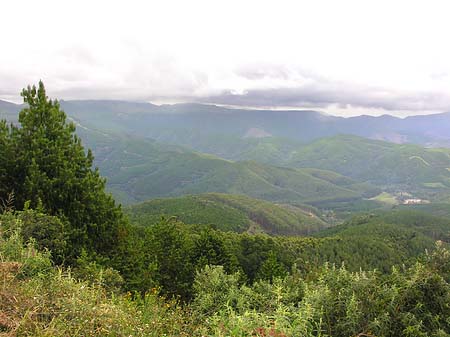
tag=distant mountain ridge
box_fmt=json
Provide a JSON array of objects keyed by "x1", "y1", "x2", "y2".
[{"x1": 2, "y1": 99, "x2": 450, "y2": 147}]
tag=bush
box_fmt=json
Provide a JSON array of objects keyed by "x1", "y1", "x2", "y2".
[
  {"x1": 73, "y1": 250, "x2": 124, "y2": 293},
  {"x1": 192, "y1": 250, "x2": 450, "y2": 337},
  {"x1": 0, "y1": 216, "x2": 53, "y2": 278}
]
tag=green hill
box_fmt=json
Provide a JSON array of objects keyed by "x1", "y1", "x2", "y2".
[
  {"x1": 305, "y1": 209, "x2": 450, "y2": 272},
  {"x1": 79, "y1": 130, "x2": 378, "y2": 205},
  {"x1": 287, "y1": 135, "x2": 450, "y2": 201},
  {"x1": 125, "y1": 193, "x2": 329, "y2": 235},
  {"x1": 315, "y1": 209, "x2": 450, "y2": 243},
  {"x1": 87, "y1": 130, "x2": 450, "y2": 207},
  {"x1": 396, "y1": 202, "x2": 450, "y2": 218}
]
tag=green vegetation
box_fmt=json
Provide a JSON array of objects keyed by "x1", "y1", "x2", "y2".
[
  {"x1": 126, "y1": 193, "x2": 328, "y2": 235},
  {"x1": 1, "y1": 211, "x2": 449, "y2": 336},
  {"x1": 2, "y1": 83, "x2": 450, "y2": 336},
  {"x1": 371, "y1": 209, "x2": 450, "y2": 242},
  {"x1": 370, "y1": 191, "x2": 399, "y2": 205},
  {"x1": 77, "y1": 129, "x2": 378, "y2": 206},
  {"x1": 0, "y1": 214, "x2": 193, "y2": 337},
  {"x1": 0, "y1": 82, "x2": 124, "y2": 261},
  {"x1": 191, "y1": 253, "x2": 450, "y2": 337},
  {"x1": 80, "y1": 131, "x2": 450, "y2": 208},
  {"x1": 9, "y1": 97, "x2": 450, "y2": 209},
  {"x1": 288, "y1": 135, "x2": 450, "y2": 201},
  {"x1": 397, "y1": 202, "x2": 450, "y2": 218}
]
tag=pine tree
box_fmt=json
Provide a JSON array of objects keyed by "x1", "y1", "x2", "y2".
[
  {"x1": 0, "y1": 120, "x2": 15, "y2": 204},
  {"x1": 192, "y1": 227, "x2": 233, "y2": 272},
  {"x1": 256, "y1": 250, "x2": 287, "y2": 282},
  {"x1": 13, "y1": 81, "x2": 124, "y2": 259}
]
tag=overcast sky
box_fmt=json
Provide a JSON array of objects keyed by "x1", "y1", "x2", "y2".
[{"x1": 1, "y1": 0, "x2": 450, "y2": 116}]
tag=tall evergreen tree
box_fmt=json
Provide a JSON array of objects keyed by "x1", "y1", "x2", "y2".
[
  {"x1": 12, "y1": 81, "x2": 124, "y2": 259},
  {"x1": 0, "y1": 120, "x2": 15, "y2": 205}
]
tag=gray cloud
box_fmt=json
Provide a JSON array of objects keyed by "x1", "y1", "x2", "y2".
[
  {"x1": 2, "y1": 58, "x2": 450, "y2": 116},
  {"x1": 193, "y1": 72, "x2": 450, "y2": 113},
  {"x1": 235, "y1": 64, "x2": 328, "y2": 83},
  {"x1": 175, "y1": 64, "x2": 450, "y2": 113}
]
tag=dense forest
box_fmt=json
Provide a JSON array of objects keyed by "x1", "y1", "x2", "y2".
[{"x1": 1, "y1": 83, "x2": 449, "y2": 336}]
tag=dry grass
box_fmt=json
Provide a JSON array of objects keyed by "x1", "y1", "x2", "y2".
[{"x1": 0, "y1": 262, "x2": 23, "y2": 337}]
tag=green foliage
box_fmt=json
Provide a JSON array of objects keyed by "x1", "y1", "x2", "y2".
[
  {"x1": 288, "y1": 135, "x2": 450, "y2": 202},
  {"x1": 192, "y1": 265, "x2": 242, "y2": 315},
  {"x1": 126, "y1": 193, "x2": 329, "y2": 235},
  {"x1": 1, "y1": 265, "x2": 191, "y2": 337},
  {"x1": 0, "y1": 215, "x2": 53, "y2": 278},
  {"x1": 14, "y1": 209, "x2": 67, "y2": 264},
  {"x1": 147, "y1": 218, "x2": 195, "y2": 300},
  {"x1": 0, "y1": 120, "x2": 16, "y2": 203},
  {"x1": 1, "y1": 211, "x2": 449, "y2": 336},
  {"x1": 256, "y1": 250, "x2": 287, "y2": 282},
  {"x1": 73, "y1": 249, "x2": 124, "y2": 293},
  {"x1": 1, "y1": 82, "x2": 124, "y2": 260},
  {"x1": 0, "y1": 213, "x2": 193, "y2": 336},
  {"x1": 192, "y1": 259, "x2": 450, "y2": 337},
  {"x1": 192, "y1": 227, "x2": 236, "y2": 272}
]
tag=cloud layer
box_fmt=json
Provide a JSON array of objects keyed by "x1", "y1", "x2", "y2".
[
  {"x1": 3, "y1": 60, "x2": 450, "y2": 117},
  {"x1": 2, "y1": 0, "x2": 450, "y2": 117}
]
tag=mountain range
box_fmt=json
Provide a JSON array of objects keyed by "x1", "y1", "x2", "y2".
[
  {"x1": 4, "y1": 99, "x2": 450, "y2": 210},
  {"x1": 3, "y1": 99, "x2": 450, "y2": 147}
]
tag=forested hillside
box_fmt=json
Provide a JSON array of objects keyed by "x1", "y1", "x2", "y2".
[
  {"x1": 126, "y1": 193, "x2": 328, "y2": 235},
  {"x1": 74, "y1": 128, "x2": 378, "y2": 205},
  {"x1": 288, "y1": 135, "x2": 450, "y2": 197}
]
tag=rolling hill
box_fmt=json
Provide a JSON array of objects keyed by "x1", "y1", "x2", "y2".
[
  {"x1": 79, "y1": 130, "x2": 377, "y2": 205},
  {"x1": 286, "y1": 135, "x2": 450, "y2": 201},
  {"x1": 314, "y1": 209, "x2": 450, "y2": 244},
  {"x1": 125, "y1": 193, "x2": 329, "y2": 235}
]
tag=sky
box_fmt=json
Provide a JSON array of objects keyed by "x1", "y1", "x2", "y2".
[{"x1": 1, "y1": 0, "x2": 450, "y2": 116}]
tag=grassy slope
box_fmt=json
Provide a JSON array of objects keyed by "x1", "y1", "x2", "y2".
[{"x1": 126, "y1": 193, "x2": 329, "y2": 235}]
